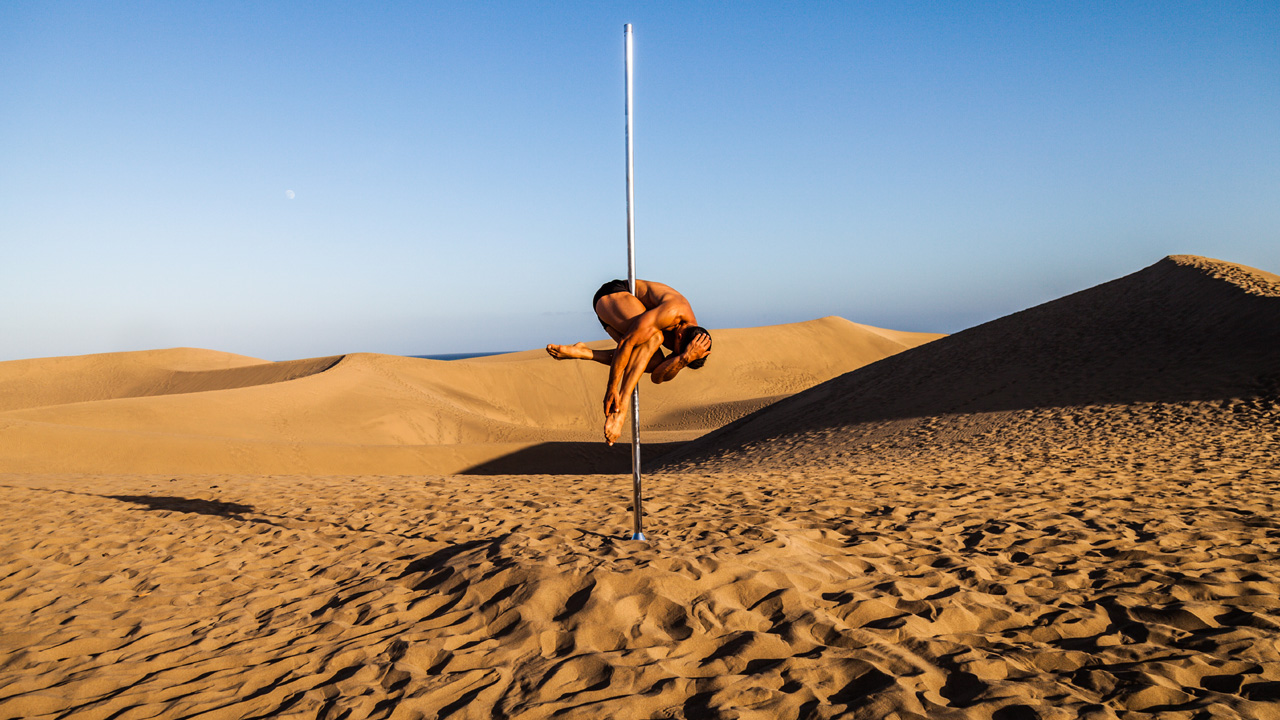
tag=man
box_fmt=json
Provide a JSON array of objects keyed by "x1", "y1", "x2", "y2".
[{"x1": 547, "y1": 279, "x2": 712, "y2": 445}]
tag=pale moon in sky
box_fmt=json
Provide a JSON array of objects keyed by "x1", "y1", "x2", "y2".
[{"x1": 285, "y1": 189, "x2": 295, "y2": 200}]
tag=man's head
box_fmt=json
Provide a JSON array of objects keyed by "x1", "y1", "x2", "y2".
[{"x1": 680, "y1": 325, "x2": 711, "y2": 369}]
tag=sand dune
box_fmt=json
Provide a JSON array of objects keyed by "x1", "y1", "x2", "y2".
[
  {"x1": 0, "y1": 347, "x2": 274, "y2": 412},
  {"x1": 1, "y1": 256, "x2": 1277, "y2": 719},
  {"x1": 0, "y1": 317, "x2": 938, "y2": 476},
  {"x1": 657, "y1": 255, "x2": 1280, "y2": 472}
]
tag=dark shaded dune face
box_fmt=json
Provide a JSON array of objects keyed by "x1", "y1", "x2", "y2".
[
  {"x1": 134, "y1": 355, "x2": 344, "y2": 398},
  {"x1": 656, "y1": 256, "x2": 1280, "y2": 472},
  {"x1": 0, "y1": 353, "x2": 345, "y2": 412}
]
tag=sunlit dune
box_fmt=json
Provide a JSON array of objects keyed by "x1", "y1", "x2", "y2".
[{"x1": 0, "y1": 316, "x2": 938, "y2": 476}]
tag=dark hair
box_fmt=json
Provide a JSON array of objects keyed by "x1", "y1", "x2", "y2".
[{"x1": 682, "y1": 325, "x2": 711, "y2": 369}]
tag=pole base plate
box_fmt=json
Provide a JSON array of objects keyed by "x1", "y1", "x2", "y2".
[{"x1": 630, "y1": 532, "x2": 647, "y2": 541}]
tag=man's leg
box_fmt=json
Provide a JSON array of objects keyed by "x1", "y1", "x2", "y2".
[
  {"x1": 595, "y1": 292, "x2": 647, "y2": 333},
  {"x1": 546, "y1": 343, "x2": 615, "y2": 364},
  {"x1": 546, "y1": 287, "x2": 649, "y2": 366},
  {"x1": 603, "y1": 331, "x2": 663, "y2": 445}
]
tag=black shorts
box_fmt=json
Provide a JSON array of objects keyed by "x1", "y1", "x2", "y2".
[{"x1": 592, "y1": 279, "x2": 631, "y2": 330}]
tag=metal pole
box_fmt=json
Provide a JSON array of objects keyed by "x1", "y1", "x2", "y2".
[{"x1": 624, "y1": 23, "x2": 645, "y2": 542}]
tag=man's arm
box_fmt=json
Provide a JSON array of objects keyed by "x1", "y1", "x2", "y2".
[{"x1": 649, "y1": 332, "x2": 711, "y2": 384}]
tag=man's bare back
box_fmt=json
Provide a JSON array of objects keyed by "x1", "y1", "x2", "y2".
[
  {"x1": 547, "y1": 279, "x2": 712, "y2": 445},
  {"x1": 595, "y1": 280, "x2": 692, "y2": 334}
]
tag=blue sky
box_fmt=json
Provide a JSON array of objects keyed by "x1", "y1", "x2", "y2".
[{"x1": 2, "y1": 1, "x2": 1277, "y2": 361}]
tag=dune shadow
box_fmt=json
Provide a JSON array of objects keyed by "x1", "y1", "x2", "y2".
[
  {"x1": 140, "y1": 355, "x2": 345, "y2": 399},
  {"x1": 656, "y1": 258, "x2": 1280, "y2": 468},
  {"x1": 460, "y1": 441, "x2": 686, "y2": 475}
]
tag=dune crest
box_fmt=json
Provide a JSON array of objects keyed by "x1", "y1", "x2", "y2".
[
  {"x1": 1168, "y1": 253, "x2": 1280, "y2": 296},
  {"x1": 0, "y1": 347, "x2": 271, "y2": 412}
]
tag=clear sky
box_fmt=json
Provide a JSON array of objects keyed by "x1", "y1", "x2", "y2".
[{"x1": 3, "y1": 1, "x2": 1277, "y2": 361}]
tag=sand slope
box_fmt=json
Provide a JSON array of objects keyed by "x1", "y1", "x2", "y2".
[
  {"x1": 2, "y1": 256, "x2": 1277, "y2": 719},
  {"x1": 657, "y1": 255, "x2": 1280, "y2": 472},
  {"x1": 0, "y1": 317, "x2": 939, "y2": 476}
]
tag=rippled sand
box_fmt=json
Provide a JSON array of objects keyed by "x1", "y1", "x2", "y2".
[{"x1": 2, "y1": 458, "x2": 1277, "y2": 719}]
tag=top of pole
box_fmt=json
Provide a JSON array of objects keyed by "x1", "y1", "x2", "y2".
[{"x1": 624, "y1": 23, "x2": 636, "y2": 294}]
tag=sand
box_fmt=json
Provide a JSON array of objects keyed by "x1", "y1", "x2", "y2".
[
  {"x1": 0, "y1": 317, "x2": 938, "y2": 477},
  {"x1": 0, "y1": 255, "x2": 1277, "y2": 719}
]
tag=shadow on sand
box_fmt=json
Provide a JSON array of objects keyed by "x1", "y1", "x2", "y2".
[
  {"x1": 657, "y1": 257, "x2": 1280, "y2": 468},
  {"x1": 104, "y1": 495, "x2": 257, "y2": 518},
  {"x1": 459, "y1": 441, "x2": 686, "y2": 475}
]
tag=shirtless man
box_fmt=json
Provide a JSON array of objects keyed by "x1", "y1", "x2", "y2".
[{"x1": 547, "y1": 279, "x2": 712, "y2": 445}]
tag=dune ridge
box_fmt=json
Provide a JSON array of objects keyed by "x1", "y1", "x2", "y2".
[
  {"x1": 656, "y1": 255, "x2": 1280, "y2": 472},
  {"x1": 0, "y1": 347, "x2": 274, "y2": 412}
]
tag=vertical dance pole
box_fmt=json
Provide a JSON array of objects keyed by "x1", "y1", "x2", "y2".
[{"x1": 624, "y1": 23, "x2": 645, "y2": 542}]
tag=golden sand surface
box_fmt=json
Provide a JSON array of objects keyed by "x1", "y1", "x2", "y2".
[
  {"x1": 0, "y1": 255, "x2": 1277, "y2": 719},
  {"x1": 1, "y1": 460, "x2": 1277, "y2": 719}
]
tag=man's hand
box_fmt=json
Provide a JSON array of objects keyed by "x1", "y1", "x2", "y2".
[
  {"x1": 650, "y1": 330, "x2": 712, "y2": 385},
  {"x1": 682, "y1": 333, "x2": 711, "y2": 364},
  {"x1": 604, "y1": 389, "x2": 622, "y2": 417}
]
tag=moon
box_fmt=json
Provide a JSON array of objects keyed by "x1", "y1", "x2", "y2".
[{"x1": 285, "y1": 189, "x2": 295, "y2": 200}]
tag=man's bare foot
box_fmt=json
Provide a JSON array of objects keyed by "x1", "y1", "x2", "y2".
[
  {"x1": 604, "y1": 410, "x2": 626, "y2": 446},
  {"x1": 546, "y1": 342, "x2": 592, "y2": 360}
]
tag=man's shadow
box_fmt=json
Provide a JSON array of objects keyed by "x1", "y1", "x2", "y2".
[
  {"x1": 106, "y1": 495, "x2": 256, "y2": 518},
  {"x1": 101, "y1": 492, "x2": 423, "y2": 539},
  {"x1": 105, "y1": 494, "x2": 291, "y2": 529}
]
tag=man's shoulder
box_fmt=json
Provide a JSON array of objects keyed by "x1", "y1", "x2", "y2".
[{"x1": 641, "y1": 280, "x2": 685, "y2": 301}]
